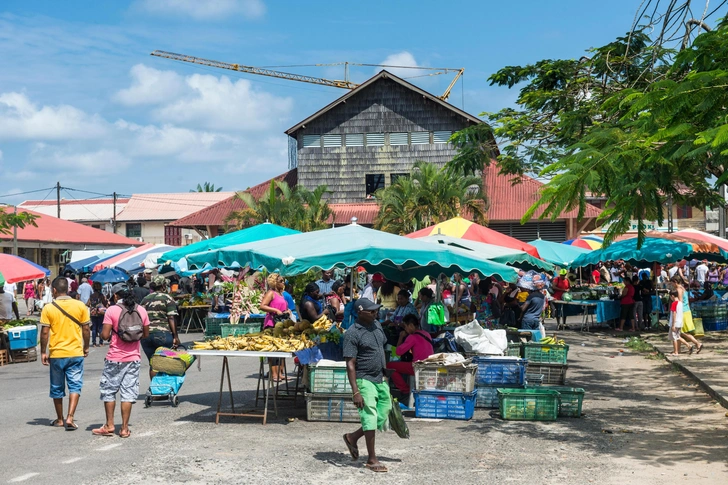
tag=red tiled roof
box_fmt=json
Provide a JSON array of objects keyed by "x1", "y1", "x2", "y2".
[
  {"x1": 483, "y1": 164, "x2": 601, "y2": 221},
  {"x1": 170, "y1": 169, "x2": 298, "y2": 228},
  {"x1": 329, "y1": 203, "x2": 379, "y2": 225},
  {"x1": 20, "y1": 198, "x2": 130, "y2": 205},
  {"x1": 1, "y1": 209, "x2": 145, "y2": 247}
]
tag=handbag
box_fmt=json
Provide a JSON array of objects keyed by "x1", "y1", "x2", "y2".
[
  {"x1": 426, "y1": 303, "x2": 447, "y2": 326},
  {"x1": 388, "y1": 395, "x2": 410, "y2": 439}
]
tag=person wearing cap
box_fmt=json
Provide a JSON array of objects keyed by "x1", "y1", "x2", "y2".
[
  {"x1": 140, "y1": 275, "x2": 180, "y2": 379},
  {"x1": 361, "y1": 273, "x2": 385, "y2": 303},
  {"x1": 92, "y1": 283, "x2": 150, "y2": 438},
  {"x1": 550, "y1": 269, "x2": 570, "y2": 328},
  {"x1": 143, "y1": 268, "x2": 153, "y2": 282},
  {"x1": 342, "y1": 298, "x2": 391, "y2": 473},
  {"x1": 78, "y1": 277, "x2": 93, "y2": 305}
]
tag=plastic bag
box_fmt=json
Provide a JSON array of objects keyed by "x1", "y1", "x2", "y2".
[
  {"x1": 427, "y1": 303, "x2": 447, "y2": 326},
  {"x1": 453, "y1": 320, "x2": 507, "y2": 355},
  {"x1": 388, "y1": 395, "x2": 410, "y2": 439}
]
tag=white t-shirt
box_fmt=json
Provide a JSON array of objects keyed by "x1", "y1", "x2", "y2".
[
  {"x1": 0, "y1": 292, "x2": 13, "y2": 319},
  {"x1": 670, "y1": 300, "x2": 684, "y2": 328},
  {"x1": 360, "y1": 284, "x2": 375, "y2": 303},
  {"x1": 695, "y1": 264, "x2": 709, "y2": 283},
  {"x1": 668, "y1": 267, "x2": 679, "y2": 279},
  {"x1": 3, "y1": 282, "x2": 17, "y2": 302}
]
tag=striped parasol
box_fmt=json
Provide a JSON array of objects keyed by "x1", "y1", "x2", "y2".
[{"x1": 563, "y1": 235, "x2": 603, "y2": 250}]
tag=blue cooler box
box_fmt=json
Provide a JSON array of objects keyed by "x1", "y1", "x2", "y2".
[{"x1": 8, "y1": 325, "x2": 38, "y2": 350}]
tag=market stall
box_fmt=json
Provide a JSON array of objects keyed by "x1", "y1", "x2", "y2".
[{"x1": 528, "y1": 239, "x2": 591, "y2": 267}]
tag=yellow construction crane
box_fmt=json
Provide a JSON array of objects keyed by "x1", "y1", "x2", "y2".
[{"x1": 150, "y1": 50, "x2": 464, "y2": 101}]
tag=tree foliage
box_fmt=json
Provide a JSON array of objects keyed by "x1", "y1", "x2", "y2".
[
  {"x1": 374, "y1": 161, "x2": 488, "y2": 234},
  {"x1": 224, "y1": 181, "x2": 332, "y2": 232},
  {"x1": 191, "y1": 182, "x2": 223, "y2": 192},
  {"x1": 0, "y1": 208, "x2": 38, "y2": 236}
]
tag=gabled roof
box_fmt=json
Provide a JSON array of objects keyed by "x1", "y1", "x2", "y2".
[
  {"x1": 0, "y1": 208, "x2": 144, "y2": 247},
  {"x1": 117, "y1": 192, "x2": 234, "y2": 222},
  {"x1": 170, "y1": 169, "x2": 298, "y2": 228},
  {"x1": 285, "y1": 70, "x2": 482, "y2": 136},
  {"x1": 19, "y1": 198, "x2": 129, "y2": 222}
]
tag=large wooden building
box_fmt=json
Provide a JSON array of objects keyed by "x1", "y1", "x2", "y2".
[{"x1": 172, "y1": 71, "x2": 600, "y2": 242}]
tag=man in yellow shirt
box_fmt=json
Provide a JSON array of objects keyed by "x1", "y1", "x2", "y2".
[{"x1": 40, "y1": 277, "x2": 91, "y2": 431}]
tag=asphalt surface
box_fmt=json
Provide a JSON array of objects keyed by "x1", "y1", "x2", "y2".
[{"x1": 1, "y1": 319, "x2": 727, "y2": 484}]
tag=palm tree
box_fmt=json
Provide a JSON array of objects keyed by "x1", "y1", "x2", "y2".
[
  {"x1": 374, "y1": 161, "x2": 488, "y2": 234},
  {"x1": 297, "y1": 185, "x2": 333, "y2": 232},
  {"x1": 191, "y1": 182, "x2": 223, "y2": 192}
]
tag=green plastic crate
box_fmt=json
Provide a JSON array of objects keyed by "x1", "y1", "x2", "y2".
[
  {"x1": 523, "y1": 343, "x2": 569, "y2": 364},
  {"x1": 497, "y1": 388, "x2": 560, "y2": 421},
  {"x1": 204, "y1": 317, "x2": 227, "y2": 338},
  {"x1": 505, "y1": 342, "x2": 523, "y2": 357},
  {"x1": 220, "y1": 322, "x2": 262, "y2": 338},
  {"x1": 543, "y1": 386, "x2": 585, "y2": 417},
  {"x1": 308, "y1": 365, "x2": 351, "y2": 394}
]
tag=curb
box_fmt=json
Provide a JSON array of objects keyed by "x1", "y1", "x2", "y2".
[{"x1": 645, "y1": 341, "x2": 728, "y2": 410}]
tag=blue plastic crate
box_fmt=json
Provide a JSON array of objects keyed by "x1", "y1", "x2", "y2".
[
  {"x1": 476, "y1": 385, "x2": 524, "y2": 409},
  {"x1": 413, "y1": 390, "x2": 476, "y2": 420},
  {"x1": 702, "y1": 319, "x2": 728, "y2": 332},
  {"x1": 473, "y1": 356, "x2": 527, "y2": 386},
  {"x1": 7, "y1": 325, "x2": 38, "y2": 351}
]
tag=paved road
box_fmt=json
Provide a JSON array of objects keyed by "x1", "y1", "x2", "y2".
[{"x1": 1, "y1": 320, "x2": 726, "y2": 484}]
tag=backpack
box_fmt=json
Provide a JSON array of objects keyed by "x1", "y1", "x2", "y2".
[{"x1": 117, "y1": 303, "x2": 144, "y2": 342}]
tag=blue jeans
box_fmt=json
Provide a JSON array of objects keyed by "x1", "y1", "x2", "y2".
[
  {"x1": 522, "y1": 318, "x2": 540, "y2": 330},
  {"x1": 141, "y1": 330, "x2": 174, "y2": 361},
  {"x1": 91, "y1": 315, "x2": 104, "y2": 345},
  {"x1": 49, "y1": 357, "x2": 84, "y2": 398}
]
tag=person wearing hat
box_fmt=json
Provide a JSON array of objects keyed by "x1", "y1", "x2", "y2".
[
  {"x1": 550, "y1": 269, "x2": 571, "y2": 328},
  {"x1": 342, "y1": 298, "x2": 391, "y2": 473},
  {"x1": 140, "y1": 275, "x2": 180, "y2": 379},
  {"x1": 92, "y1": 283, "x2": 150, "y2": 438},
  {"x1": 361, "y1": 273, "x2": 385, "y2": 303}
]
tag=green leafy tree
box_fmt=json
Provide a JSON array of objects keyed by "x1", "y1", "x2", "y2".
[
  {"x1": 191, "y1": 182, "x2": 223, "y2": 192},
  {"x1": 375, "y1": 161, "x2": 487, "y2": 234},
  {"x1": 0, "y1": 208, "x2": 37, "y2": 236}
]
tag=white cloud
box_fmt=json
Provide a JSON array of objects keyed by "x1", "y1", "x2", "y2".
[
  {"x1": 114, "y1": 64, "x2": 187, "y2": 106},
  {"x1": 28, "y1": 146, "x2": 131, "y2": 175},
  {"x1": 0, "y1": 92, "x2": 107, "y2": 140},
  {"x1": 378, "y1": 51, "x2": 420, "y2": 79},
  {"x1": 135, "y1": 0, "x2": 266, "y2": 20}
]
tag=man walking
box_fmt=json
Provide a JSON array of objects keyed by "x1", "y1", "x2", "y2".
[
  {"x1": 342, "y1": 298, "x2": 391, "y2": 473},
  {"x1": 39, "y1": 277, "x2": 90, "y2": 430},
  {"x1": 78, "y1": 277, "x2": 93, "y2": 305},
  {"x1": 92, "y1": 283, "x2": 149, "y2": 438},
  {"x1": 140, "y1": 275, "x2": 180, "y2": 378}
]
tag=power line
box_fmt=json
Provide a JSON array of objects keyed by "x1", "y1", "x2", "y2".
[
  {"x1": 16, "y1": 188, "x2": 56, "y2": 211},
  {"x1": 63, "y1": 187, "x2": 115, "y2": 197},
  {"x1": 62, "y1": 188, "x2": 108, "y2": 222},
  {"x1": 0, "y1": 187, "x2": 56, "y2": 199}
]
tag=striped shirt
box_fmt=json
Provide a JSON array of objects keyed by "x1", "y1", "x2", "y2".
[
  {"x1": 316, "y1": 278, "x2": 335, "y2": 296},
  {"x1": 343, "y1": 320, "x2": 386, "y2": 383}
]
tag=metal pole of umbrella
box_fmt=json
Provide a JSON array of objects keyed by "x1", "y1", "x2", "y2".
[{"x1": 12, "y1": 205, "x2": 18, "y2": 256}]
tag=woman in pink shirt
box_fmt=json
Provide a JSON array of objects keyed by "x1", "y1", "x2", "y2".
[{"x1": 386, "y1": 314, "x2": 434, "y2": 395}]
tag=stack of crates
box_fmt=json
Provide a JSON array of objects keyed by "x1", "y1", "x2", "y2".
[
  {"x1": 472, "y1": 356, "x2": 528, "y2": 409},
  {"x1": 412, "y1": 360, "x2": 478, "y2": 420},
  {"x1": 522, "y1": 342, "x2": 569, "y2": 385},
  {"x1": 692, "y1": 301, "x2": 728, "y2": 332},
  {"x1": 305, "y1": 363, "x2": 359, "y2": 422}
]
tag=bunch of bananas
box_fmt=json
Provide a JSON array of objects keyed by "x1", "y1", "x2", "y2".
[
  {"x1": 192, "y1": 333, "x2": 315, "y2": 352},
  {"x1": 539, "y1": 335, "x2": 566, "y2": 346},
  {"x1": 311, "y1": 315, "x2": 331, "y2": 331}
]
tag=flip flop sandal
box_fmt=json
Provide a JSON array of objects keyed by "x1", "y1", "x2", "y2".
[
  {"x1": 366, "y1": 463, "x2": 388, "y2": 473},
  {"x1": 49, "y1": 419, "x2": 64, "y2": 427},
  {"x1": 343, "y1": 434, "x2": 359, "y2": 461},
  {"x1": 696, "y1": 345, "x2": 704, "y2": 354},
  {"x1": 119, "y1": 429, "x2": 131, "y2": 439},
  {"x1": 92, "y1": 427, "x2": 114, "y2": 436},
  {"x1": 64, "y1": 421, "x2": 79, "y2": 431},
  {"x1": 688, "y1": 346, "x2": 694, "y2": 355}
]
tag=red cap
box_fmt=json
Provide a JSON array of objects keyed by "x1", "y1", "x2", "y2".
[{"x1": 371, "y1": 273, "x2": 386, "y2": 283}]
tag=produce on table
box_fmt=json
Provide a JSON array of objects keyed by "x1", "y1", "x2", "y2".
[
  {"x1": 271, "y1": 315, "x2": 332, "y2": 337},
  {"x1": 229, "y1": 281, "x2": 262, "y2": 324},
  {"x1": 1, "y1": 319, "x2": 37, "y2": 329},
  {"x1": 192, "y1": 333, "x2": 315, "y2": 352},
  {"x1": 539, "y1": 335, "x2": 566, "y2": 346}
]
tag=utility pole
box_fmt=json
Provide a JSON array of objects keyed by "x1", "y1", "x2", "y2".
[
  {"x1": 12, "y1": 205, "x2": 18, "y2": 256},
  {"x1": 112, "y1": 192, "x2": 117, "y2": 234},
  {"x1": 56, "y1": 181, "x2": 61, "y2": 218},
  {"x1": 667, "y1": 195, "x2": 674, "y2": 233}
]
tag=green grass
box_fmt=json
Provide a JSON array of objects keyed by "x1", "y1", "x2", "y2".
[{"x1": 625, "y1": 337, "x2": 662, "y2": 360}]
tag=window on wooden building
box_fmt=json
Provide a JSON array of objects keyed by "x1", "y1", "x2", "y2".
[
  {"x1": 366, "y1": 174, "x2": 385, "y2": 198},
  {"x1": 677, "y1": 205, "x2": 693, "y2": 219},
  {"x1": 410, "y1": 132, "x2": 430, "y2": 144},
  {"x1": 323, "y1": 134, "x2": 342, "y2": 147},
  {"x1": 434, "y1": 131, "x2": 453, "y2": 143},
  {"x1": 346, "y1": 133, "x2": 364, "y2": 147},
  {"x1": 302, "y1": 135, "x2": 321, "y2": 148},
  {"x1": 366, "y1": 133, "x2": 385, "y2": 146},
  {"x1": 391, "y1": 173, "x2": 409, "y2": 184},
  {"x1": 125, "y1": 223, "x2": 142, "y2": 238},
  {"x1": 389, "y1": 132, "x2": 408, "y2": 146}
]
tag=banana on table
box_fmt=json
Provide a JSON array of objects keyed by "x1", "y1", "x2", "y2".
[
  {"x1": 192, "y1": 332, "x2": 316, "y2": 352},
  {"x1": 538, "y1": 336, "x2": 567, "y2": 347}
]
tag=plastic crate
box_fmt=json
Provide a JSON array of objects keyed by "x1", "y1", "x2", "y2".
[
  {"x1": 414, "y1": 362, "x2": 477, "y2": 393},
  {"x1": 204, "y1": 317, "x2": 227, "y2": 337},
  {"x1": 7, "y1": 325, "x2": 37, "y2": 351},
  {"x1": 475, "y1": 385, "x2": 523, "y2": 409},
  {"x1": 701, "y1": 318, "x2": 728, "y2": 332},
  {"x1": 527, "y1": 363, "x2": 567, "y2": 385},
  {"x1": 308, "y1": 365, "x2": 351, "y2": 394},
  {"x1": 220, "y1": 322, "x2": 262, "y2": 338},
  {"x1": 505, "y1": 342, "x2": 523, "y2": 357},
  {"x1": 541, "y1": 386, "x2": 585, "y2": 417},
  {"x1": 414, "y1": 390, "x2": 476, "y2": 420},
  {"x1": 305, "y1": 393, "x2": 360, "y2": 422},
  {"x1": 497, "y1": 388, "x2": 560, "y2": 421},
  {"x1": 472, "y1": 356, "x2": 527, "y2": 386},
  {"x1": 523, "y1": 343, "x2": 569, "y2": 364},
  {"x1": 525, "y1": 373, "x2": 544, "y2": 386}
]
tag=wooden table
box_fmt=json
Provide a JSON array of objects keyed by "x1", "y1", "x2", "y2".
[
  {"x1": 188, "y1": 350, "x2": 294, "y2": 425},
  {"x1": 179, "y1": 305, "x2": 211, "y2": 333}
]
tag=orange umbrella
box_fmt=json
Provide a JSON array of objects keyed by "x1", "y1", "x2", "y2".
[{"x1": 406, "y1": 217, "x2": 541, "y2": 258}]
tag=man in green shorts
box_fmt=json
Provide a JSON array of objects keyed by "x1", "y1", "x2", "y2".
[{"x1": 342, "y1": 297, "x2": 391, "y2": 473}]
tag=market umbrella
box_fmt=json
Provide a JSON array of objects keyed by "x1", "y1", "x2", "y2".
[
  {"x1": 91, "y1": 267, "x2": 130, "y2": 284},
  {"x1": 114, "y1": 244, "x2": 176, "y2": 274},
  {"x1": 568, "y1": 236, "x2": 728, "y2": 268},
  {"x1": 674, "y1": 228, "x2": 728, "y2": 252},
  {"x1": 0, "y1": 254, "x2": 50, "y2": 283},
  {"x1": 418, "y1": 235, "x2": 554, "y2": 272},
  {"x1": 186, "y1": 223, "x2": 520, "y2": 282},
  {"x1": 528, "y1": 239, "x2": 592, "y2": 266},
  {"x1": 406, "y1": 217, "x2": 541, "y2": 258},
  {"x1": 65, "y1": 250, "x2": 131, "y2": 274},
  {"x1": 563, "y1": 236, "x2": 603, "y2": 250},
  {"x1": 157, "y1": 223, "x2": 301, "y2": 264},
  {"x1": 93, "y1": 244, "x2": 158, "y2": 272}
]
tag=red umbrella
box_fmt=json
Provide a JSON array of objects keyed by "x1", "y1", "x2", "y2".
[{"x1": 0, "y1": 254, "x2": 50, "y2": 284}]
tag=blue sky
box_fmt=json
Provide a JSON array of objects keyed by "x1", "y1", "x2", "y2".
[{"x1": 1, "y1": 0, "x2": 647, "y2": 205}]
